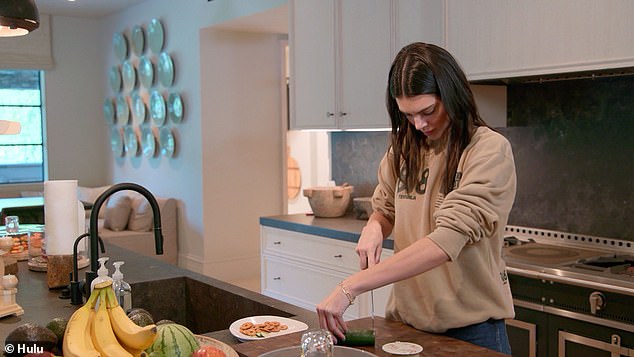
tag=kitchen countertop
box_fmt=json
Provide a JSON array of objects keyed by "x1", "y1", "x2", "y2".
[
  {"x1": 233, "y1": 317, "x2": 508, "y2": 357},
  {"x1": 0, "y1": 241, "x2": 509, "y2": 356},
  {"x1": 260, "y1": 214, "x2": 394, "y2": 250}
]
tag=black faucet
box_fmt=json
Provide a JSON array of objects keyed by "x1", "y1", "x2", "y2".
[
  {"x1": 70, "y1": 233, "x2": 104, "y2": 305},
  {"x1": 83, "y1": 183, "x2": 164, "y2": 299}
]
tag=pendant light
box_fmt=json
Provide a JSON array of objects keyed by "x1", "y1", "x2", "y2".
[{"x1": 0, "y1": 0, "x2": 40, "y2": 37}]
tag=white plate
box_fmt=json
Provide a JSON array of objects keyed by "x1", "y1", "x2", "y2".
[
  {"x1": 131, "y1": 25, "x2": 145, "y2": 56},
  {"x1": 124, "y1": 126, "x2": 139, "y2": 156},
  {"x1": 115, "y1": 95, "x2": 130, "y2": 125},
  {"x1": 141, "y1": 127, "x2": 156, "y2": 158},
  {"x1": 138, "y1": 55, "x2": 154, "y2": 89},
  {"x1": 149, "y1": 90, "x2": 166, "y2": 126},
  {"x1": 381, "y1": 342, "x2": 423, "y2": 355},
  {"x1": 158, "y1": 52, "x2": 174, "y2": 87},
  {"x1": 167, "y1": 92, "x2": 183, "y2": 123},
  {"x1": 147, "y1": 18, "x2": 164, "y2": 54},
  {"x1": 113, "y1": 32, "x2": 128, "y2": 61},
  {"x1": 109, "y1": 65, "x2": 122, "y2": 92},
  {"x1": 159, "y1": 127, "x2": 175, "y2": 157},
  {"x1": 229, "y1": 315, "x2": 309, "y2": 342},
  {"x1": 122, "y1": 60, "x2": 136, "y2": 91},
  {"x1": 103, "y1": 98, "x2": 115, "y2": 124},
  {"x1": 110, "y1": 127, "x2": 124, "y2": 156},
  {"x1": 131, "y1": 92, "x2": 146, "y2": 125}
]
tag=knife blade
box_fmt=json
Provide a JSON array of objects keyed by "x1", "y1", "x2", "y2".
[{"x1": 370, "y1": 288, "x2": 375, "y2": 331}]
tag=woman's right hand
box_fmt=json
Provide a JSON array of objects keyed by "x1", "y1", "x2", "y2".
[{"x1": 355, "y1": 213, "x2": 386, "y2": 270}]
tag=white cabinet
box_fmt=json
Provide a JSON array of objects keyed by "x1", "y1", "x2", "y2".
[
  {"x1": 291, "y1": 1, "x2": 445, "y2": 130},
  {"x1": 290, "y1": 0, "x2": 392, "y2": 130},
  {"x1": 260, "y1": 226, "x2": 393, "y2": 320},
  {"x1": 445, "y1": 0, "x2": 634, "y2": 81}
]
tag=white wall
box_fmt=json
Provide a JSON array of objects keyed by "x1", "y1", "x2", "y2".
[
  {"x1": 98, "y1": 0, "x2": 287, "y2": 278},
  {"x1": 199, "y1": 29, "x2": 284, "y2": 283}
]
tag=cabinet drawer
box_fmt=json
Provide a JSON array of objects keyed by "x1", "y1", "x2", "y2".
[
  {"x1": 262, "y1": 227, "x2": 360, "y2": 272},
  {"x1": 261, "y1": 256, "x2": 361, "y2": 319}
]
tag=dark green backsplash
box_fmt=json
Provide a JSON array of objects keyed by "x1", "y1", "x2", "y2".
[{"x1": 332, "y1": 75, "x2": 633, "y2": 240}]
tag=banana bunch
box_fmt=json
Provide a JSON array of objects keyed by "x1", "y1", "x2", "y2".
[{"x1": 63, "y1": 281, "x2": 158, "y2": 357}]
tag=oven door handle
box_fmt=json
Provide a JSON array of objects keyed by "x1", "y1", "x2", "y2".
[{"x1": 558, "y1": 330, "x2": 631, "y2": 357}]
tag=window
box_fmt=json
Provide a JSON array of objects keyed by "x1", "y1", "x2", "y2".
[{"x1": 0, "y1": 70, "x2": 45, "y2": 184}]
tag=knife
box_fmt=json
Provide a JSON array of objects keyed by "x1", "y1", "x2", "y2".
[
  {"x1": 370, "y1": 288, "x2": 375, "y2": 331},
  {"x1": 367, "y1": 256, "x2": 375, "y2": 332}
]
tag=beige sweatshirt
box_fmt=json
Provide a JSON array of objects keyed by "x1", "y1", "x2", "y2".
[{"x1": 373, "y1": 126, "x2": 516, "y2": 333}]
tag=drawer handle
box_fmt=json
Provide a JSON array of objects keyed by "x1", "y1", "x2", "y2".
[
  {"x1": 273, "y1": 277, "x2": 281, "y2": 280},
  {"x1": 273, "y1": 241, "x2": 281, "y2": 245},
  {"x1": 334, "y1": 254, "x2": 342, "y2": 258}
]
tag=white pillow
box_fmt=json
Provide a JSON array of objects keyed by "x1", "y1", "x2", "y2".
[
  {"x1": 103, "y1": 192, "x2": 132, "y2": 231},
  {"x1": 128, "y1": 197, "x2": 153, "y2": 232},
  {"x1": 77, "y1": 185, "x2": 112, "y2": 218}
]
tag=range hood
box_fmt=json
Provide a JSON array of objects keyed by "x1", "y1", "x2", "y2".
[{"x1": 471, "y1": 66, "x2": 634, "y2": 85}]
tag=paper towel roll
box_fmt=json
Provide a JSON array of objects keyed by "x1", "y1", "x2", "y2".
[{"x1": 44, "y1": 180, "x2": 81, "y2": 255}]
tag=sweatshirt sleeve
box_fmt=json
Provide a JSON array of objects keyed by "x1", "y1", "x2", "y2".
[
  {"x1": 427, "y1": 133, "x2": 517, "y2": 261},
  {"x1": 371, "y1": 151, "x2": 397, "y2": 225}
]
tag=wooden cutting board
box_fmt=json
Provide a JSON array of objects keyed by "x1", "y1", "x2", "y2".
[
  {"x1": 231, "y1": 317, "x2": 509, "y2": 357},
  {"x1": 287, "y1": 150, "x2": 301, "y2": 199}
]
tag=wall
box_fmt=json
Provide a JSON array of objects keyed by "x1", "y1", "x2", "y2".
[
  {"x1": 46, "y1": 16, "x2": 110, "y2": 186},
  {"x1": 199, "y1": 28, "x2": 284, "y2": 284},
  {"x1": 331, "y1": 76, "x2": 633, "y2": 241},
  {"x1": 98, "y1": 0, "x2": 287, "y2": 282},
  {"x1": 503, "y1": 75, "x2": 633, "y2": 239}
]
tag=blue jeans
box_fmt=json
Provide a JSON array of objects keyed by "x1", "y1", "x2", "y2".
[{"x1": 443, "y1": 318, "x2": 512, "y2": 355}]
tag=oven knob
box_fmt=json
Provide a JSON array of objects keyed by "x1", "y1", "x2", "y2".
[{"x1": 589, "y1": 291, "x2": 606, "y2": 315}]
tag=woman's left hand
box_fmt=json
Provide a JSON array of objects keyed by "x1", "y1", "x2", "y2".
[{"x1": 316, "y1": 285, "x2": 351, "y2": 343}]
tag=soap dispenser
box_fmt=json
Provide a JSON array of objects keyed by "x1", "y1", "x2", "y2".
[
  {"x1": 112, "y1": 261, "x2": 132, "y2": 311},
  {"x1": 90, "y1": 257, "x2": 113, "y2": 292}
]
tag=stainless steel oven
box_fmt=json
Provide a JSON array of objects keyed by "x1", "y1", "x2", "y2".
[{"x1": 502, "y1": 225, "x2": 634, "y2": 357}]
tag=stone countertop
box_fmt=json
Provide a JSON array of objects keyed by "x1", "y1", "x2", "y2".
[
  {"x1": 0, "y1": 243, "x2": 313, "y2": 348},
  {"x1": 260, "y1": 214, "x2": 394, "y2": 250}
]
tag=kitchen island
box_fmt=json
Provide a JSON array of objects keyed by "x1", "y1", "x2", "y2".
[{"x1": 1, "y1": 242, "x2": 508, "y2": 356}]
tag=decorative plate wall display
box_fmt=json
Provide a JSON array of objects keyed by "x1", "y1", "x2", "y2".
[
  {"x1": 167, "y1": 92, "x2": 183, "y2": 123},
  {"x1": 115, "y1": 95, "x2": 130, "y2": 125},
  {"x1": 110, "y1": 127, "x2": 124, "y2": 156},
  {"x1": 147, "y1": 18, "x2": 164, "y2": 54},
  {"x1": 103, "y1": 98, "x2": 115, "y2": 124},
  {"x1": 122, "y1": 60, "x2": 137, "y2": 91},
  {"x1": 131, "y1": 92, "x2": 146, "y2": 125},
  {"x1": 141, "y1": 127, "x2": 157, "y2": 158},
  {"x1": 113, "y1": 32, "x2": 128, "y2": 61},
  {"x1": 159, "y1": 127, "x2": 175, "y2": 157},
  {"x1": 108, "y1": 18, "x2": 181, "y2": 162},
  {"x1": 149, "y1": 89, "x2": 166, "y2": 126},
  {"x1": 157, "y1": 52, "x2": 174, "y2": 87},
  {"x1": 109, "y1": 66, "x2": 122, "y2": 92},
  {"x1": 131, "y1": 25, "x2": 145, "y2": 56}
]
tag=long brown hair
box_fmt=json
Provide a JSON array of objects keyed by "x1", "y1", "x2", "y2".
[{"x1": 386, "y1": 42, "x2": 488, "y2": 194}]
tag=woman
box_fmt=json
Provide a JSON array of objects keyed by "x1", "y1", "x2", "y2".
[{"x1": 316, "y1": 42, "x2": 516, "y2": 354}]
